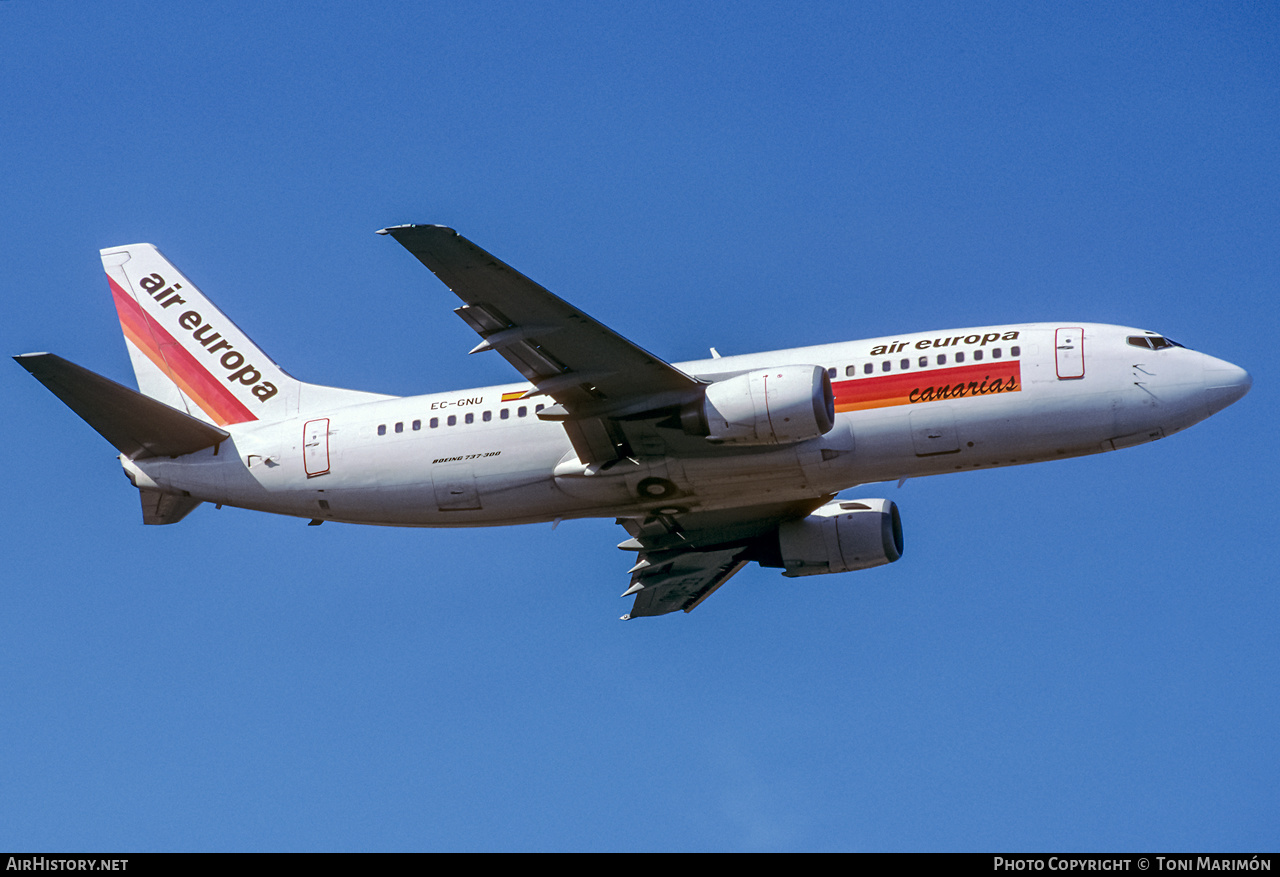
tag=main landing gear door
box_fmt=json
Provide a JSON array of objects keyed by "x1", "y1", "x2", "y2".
[{"x1": 1056, "y1": 327, "x2": 1085, "y2": 379}]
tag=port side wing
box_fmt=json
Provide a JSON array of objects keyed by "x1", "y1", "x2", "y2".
[
  {"x1": 15, "y1": 353, "x2": 229, "y2": 459},
  {"x1": 617, "y1": 497, "x2": 831, "y2": 618},
  {"x1": 380, "y1": 225, "x2": 703, "y2": 464}
]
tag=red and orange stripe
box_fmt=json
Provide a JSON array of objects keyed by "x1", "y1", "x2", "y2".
[
  {"x1": 833, "y1": 360, "x2": 1021, "y2": 413},
  {"x1": 108, "y1": 275, "x2": 257, "y2": 426}
]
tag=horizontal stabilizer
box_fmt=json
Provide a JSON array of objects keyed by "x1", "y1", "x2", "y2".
[{"x1": 15, "y1": 353, "x2": 230, "y2": 459}]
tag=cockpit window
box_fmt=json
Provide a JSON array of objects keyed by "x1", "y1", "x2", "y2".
[{"x1": 1127, "y1": 335, "x2": 1184, "y2": 350}]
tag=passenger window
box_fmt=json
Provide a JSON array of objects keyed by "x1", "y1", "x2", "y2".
[
  {"x1": 919, "y1": 357, "x2": 928, "y2": 368},
  {"x1": 483, "y1": 410, "x2": 492, "y2": 422},
  {"x1": 1011, "y1": 346, "x2": 1021, "y2": 356},
  {"x1": 846, "y1": 365, "x2": 856, "y2": 377},
  {"x1": 465, "y1": 412, "x2": 474, "y2": 424},
  {"x1": 956, "y1": 352, "x2": 965, "y2": 363},
  {"x1": 395, "y1": 422, "x2": 404, "y2": 433},
  {"x1": 900, "y1": 358, "x2": 909, "y2": 370},
  {"x1": 827, "y1": 367, "x2": 836, "y2": 378},
  {"x1": 992, "y1": 348, "x2": 1002, "y2": 359},
  {"x1": 377, "y1": 424, "x2": 386, "y2": 436},
  {"x1": 500, "y1": 408, "x2": 510, "y2": 420},
  {"x1": 881, "y1": 361, "x2": 891, "y2": 372},
  {"x1": 936, "y1": 354, "x2": 946, "y2": 365},
  {"x1": 518, "y1": 406, "x2": 528, "y2": 417},
  {"x1": 430, "y1": 417, "x2": 439, "y2": 428},
  {"x1": 973, "y1": 349, "x2": 983, "y2": 361},
  {"x1": 536, "y1": 404, "x2": 545, "y2": 413},
  {"x1": 447, "y1": 415, "x2": 457, "y2": 426},
  {"x1": 863, "y1": 363, "x2": 874, "y2": 375},
  {"x1": 412, "y1": 419, "x2": 421, "y2": 430}
]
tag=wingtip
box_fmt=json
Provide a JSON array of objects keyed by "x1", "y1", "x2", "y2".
[
  {"x1": 376, "y1": 224, "x2": 458, "y2": 236},
  {"x1": 14, "y1": 352, "x2": 52, "y2": 371}
]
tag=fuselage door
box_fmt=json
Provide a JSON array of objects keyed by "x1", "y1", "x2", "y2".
[
  {"x1": 303, "y1": 418, "x2": 331, "y2": 477},
  {"x1": 1055, "y1": 327, "x2": 1085, "y2": 379}
]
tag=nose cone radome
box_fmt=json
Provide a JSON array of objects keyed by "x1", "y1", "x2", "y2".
[{"x1": 1202, "y1": 355, "x2": 1252, "y2": 416}]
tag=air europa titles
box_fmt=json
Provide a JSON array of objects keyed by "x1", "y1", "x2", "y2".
[
  {"x1": 869, "y1": 330, "x2": 1020, "y2": 356},
  {"x1": 136, "y1": 273, "x2": 278, "y2": 402}
]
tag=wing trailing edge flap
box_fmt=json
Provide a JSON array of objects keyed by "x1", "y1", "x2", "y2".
[
  {"x1": 617, "y1": 497, "x2": 833, "y2": 618},
  {"x1": 15, "y1": 353, "x2": 230, "y2": 460},
  {"x1": 623, "y1": 549, "x2": 750, "y2": 619},
  {"x1": 138, "y1": 487, "x2": 202, "y2": 525},
  {"x1": 379, "y1": 224, "x2": 703, "y2": 464}
]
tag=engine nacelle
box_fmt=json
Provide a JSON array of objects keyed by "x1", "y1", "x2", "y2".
[
  {"x1": 683, "y1": 364, "x2": 835, "y2": 446},
  {"x1": 776, "y1": 498, "x2": 903, "y2": 577}
]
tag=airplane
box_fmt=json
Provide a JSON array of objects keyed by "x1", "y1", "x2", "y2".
[{"x1": 15, "y1": 225, "x2": 1252, "y2": 619}]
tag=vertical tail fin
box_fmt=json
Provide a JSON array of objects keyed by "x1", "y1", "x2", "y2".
[{"x1": 102, "y1": 243, "x2": 386, "y2": 425}]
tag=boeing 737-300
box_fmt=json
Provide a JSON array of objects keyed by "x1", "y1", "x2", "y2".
[{"x1": 15, "y1": 225, "x2": 1253, "y2": 618}]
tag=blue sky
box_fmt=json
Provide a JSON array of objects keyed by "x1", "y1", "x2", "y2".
[{"x1": 2, "y1": 1, "x2": 1277, "y2": 852}]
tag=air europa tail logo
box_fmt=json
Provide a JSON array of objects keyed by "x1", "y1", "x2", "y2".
[{"x1": 137, "y1": 273, "x2": 278, "y2": 402}]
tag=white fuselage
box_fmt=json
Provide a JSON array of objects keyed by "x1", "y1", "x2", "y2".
[{"x1": 122, "y1": 322, "x2": 1249, "y2": 527}]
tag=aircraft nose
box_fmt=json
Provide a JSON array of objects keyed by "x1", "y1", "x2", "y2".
[{"x1": 1202, "y1": 354, "x2": 1252, "y2": 416}]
